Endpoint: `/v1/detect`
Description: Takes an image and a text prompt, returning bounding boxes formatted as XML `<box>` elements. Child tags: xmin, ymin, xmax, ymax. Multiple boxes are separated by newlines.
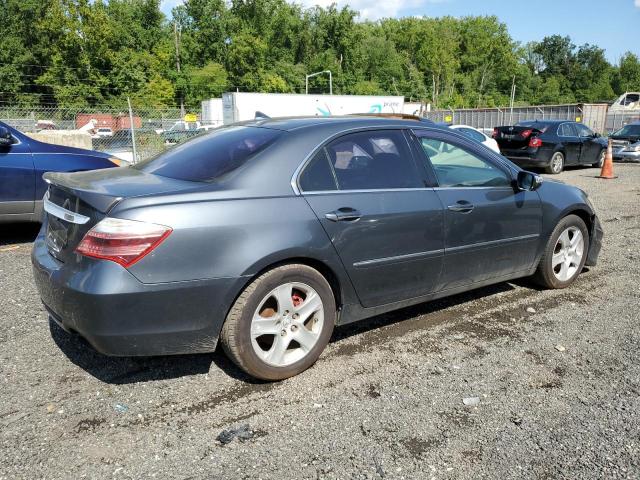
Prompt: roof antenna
<box><xmin>254</xmin><ymin>111</ymin><xmax>270</xmax><ymax>120</ymax></box>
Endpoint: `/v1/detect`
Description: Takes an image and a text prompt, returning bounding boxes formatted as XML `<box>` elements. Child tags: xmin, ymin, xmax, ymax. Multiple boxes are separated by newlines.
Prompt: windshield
<box><xmin>134</xmin><ymin>126</ymin><xmax>283</xmax><ymax>182</ymax></box>
<box><xmin>613</xmin><ymin>124</ymin><xmax>640</xmax><ymax>137</ymax></box>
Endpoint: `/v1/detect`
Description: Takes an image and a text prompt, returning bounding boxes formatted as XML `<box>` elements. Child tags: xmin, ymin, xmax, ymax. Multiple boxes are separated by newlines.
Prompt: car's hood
<box><xmin>610</xmin><ymin>134</ymin><xmax>640</xmax><ymax>142</ymax></box>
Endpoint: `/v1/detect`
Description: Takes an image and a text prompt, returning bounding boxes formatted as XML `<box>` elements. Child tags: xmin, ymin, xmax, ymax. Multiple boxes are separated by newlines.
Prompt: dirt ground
<box><xmin>1</xmin><ymin>164</ymin><xmax>639</xmax><ymax>480</ymax></box>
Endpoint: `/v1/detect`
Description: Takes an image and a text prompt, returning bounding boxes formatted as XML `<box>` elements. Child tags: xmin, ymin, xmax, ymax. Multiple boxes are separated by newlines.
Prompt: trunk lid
<box><xmin>43</xmin><ymin>168</ymin><xmax>202</xmax><ymax>263</ymax></box>
<box><xmin>494</xmin><ymin>126</ymin><xmax>543</xmax><ymax>150</ymax></box>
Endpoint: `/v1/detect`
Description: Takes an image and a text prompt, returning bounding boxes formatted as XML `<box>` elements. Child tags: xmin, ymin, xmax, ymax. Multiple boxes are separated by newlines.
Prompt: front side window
<box><xmin>575</xmin><ymin>123</ymin><xmax>594</xmax><ymax>138</ymax></box>
<box><xmin>323</xmin><ymin>130</ymin><xmax>422</xmax><ymax>190</ymax></box>
<box><xmin>417</xmin><ymin>137</ymin><xmax>511</xmax><ymax>188</ymax></box>
<box><xmin>134</xmin><ymin>126</ymin><xmax>282</xmax><ymax>182</ymax></box>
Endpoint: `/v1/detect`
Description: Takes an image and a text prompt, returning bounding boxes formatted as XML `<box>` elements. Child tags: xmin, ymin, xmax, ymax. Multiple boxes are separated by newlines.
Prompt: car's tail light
<box><xmin>492</xmin><ymin>128</ymin><xmax>499</xmax><ymax>139</ymax></box>
<box><xmin>529</xmin><ymin>137</ymin><xmax>543</xmax><ymax>148</ymax></box>
<box><xmin>76</xmin><ymin>217</ymin><xmax>172</xmax><ymax>267</ymax></box>
<box><xmin>520</xmin><ymin>129</ymin><xmax>533</xmax><ymax>138</ymax></box>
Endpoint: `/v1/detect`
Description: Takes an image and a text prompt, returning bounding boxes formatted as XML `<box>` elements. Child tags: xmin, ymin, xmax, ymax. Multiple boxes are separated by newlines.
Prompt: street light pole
<box><xmin>305</xmin><ymin>70</ymin><xmax>332</xmax><ymax>95</ymax></box>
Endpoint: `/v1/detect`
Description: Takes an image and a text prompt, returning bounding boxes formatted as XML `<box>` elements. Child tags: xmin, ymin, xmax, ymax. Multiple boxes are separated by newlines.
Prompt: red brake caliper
<box><xmin>291</xmin><ymin>293</ymin><xmax>304</xmax><ymax>307</ymax></box>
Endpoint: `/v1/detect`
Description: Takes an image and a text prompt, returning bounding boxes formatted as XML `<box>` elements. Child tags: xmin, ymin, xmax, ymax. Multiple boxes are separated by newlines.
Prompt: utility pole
<box><xmin>509</xmin><ymin>75</ymin><xmax>516</xmax><ymax>124</ymax></box>
<box><xmin>174</xmin><ymin>21</ymin><xmax>184</xmax><ymax>118</ymax></box>
<box><xmin>305</xmin><ymin>70</ymin><xmax>332</xmax><ymax>95</ymax></box>
<box><xmin>127</xmin><ymin>96</ymin><xmax>138</xmax><ymax>164</ymax></box>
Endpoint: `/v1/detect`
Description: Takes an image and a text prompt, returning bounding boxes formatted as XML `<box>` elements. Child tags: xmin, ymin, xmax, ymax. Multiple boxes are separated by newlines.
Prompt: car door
<box><xmin>557</xmin><ymin>123</ymin><xmax>581</xmax><ymax>165</ymax></box>
<box><xmin>0</xmin><ymin>133</ymin><xmax>35</xmax><ymax>215</ymax></box>
<box><xmin>298</xmin><ymin>129</ymin><xmax>445</xmax><ymax>308</ymax></box>
<box><xmin>574</xmin><ymin>123</ymin><xmax>600</xmax><ymax>164</ymax></box>
<box><xmin>411</xmin><ymin>129</ymin><xmax>542</xmax><ymax>290</ymax></box>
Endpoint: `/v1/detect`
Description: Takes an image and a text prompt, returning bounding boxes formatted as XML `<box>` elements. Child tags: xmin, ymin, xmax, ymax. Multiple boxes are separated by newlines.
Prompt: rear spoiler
<box><xmin>43</xmin><ymin>171</ymin><xmax>122</xmax><ymax>213</ymax></box>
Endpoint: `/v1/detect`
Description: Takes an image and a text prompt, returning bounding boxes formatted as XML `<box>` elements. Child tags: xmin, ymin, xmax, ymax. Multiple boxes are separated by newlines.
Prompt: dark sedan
<box><xmin>32</xmin><ymin>117</ymin><xmax>603</xmax><ymax>380</ymax></box>
<box><xmin>493</xmin><ymin>120</ymin><xmax>608</xmax><ymax>174</ymax></box>
<box><xmin>0</xmin><ymin>121</ymin><xmax>123</xmax><ymax>223</ymax></box>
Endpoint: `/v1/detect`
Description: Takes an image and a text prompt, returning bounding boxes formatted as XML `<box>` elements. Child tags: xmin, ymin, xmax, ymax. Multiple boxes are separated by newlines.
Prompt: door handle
<box><xmin>447</xmin><ymin>202</ymin><xmax>474</xmax><ymax>213</ymax></box>
<box><xmin>325</xmin><ymin>208</ymin><xmax>362</xmax><ymax>222</ymax></box>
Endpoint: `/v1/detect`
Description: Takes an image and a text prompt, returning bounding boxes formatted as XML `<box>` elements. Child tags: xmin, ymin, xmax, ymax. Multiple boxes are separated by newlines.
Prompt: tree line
<box><xmin>1</xmin><ymin>0</ymin><xmax>639</xmax><ymax>110</ymax></box>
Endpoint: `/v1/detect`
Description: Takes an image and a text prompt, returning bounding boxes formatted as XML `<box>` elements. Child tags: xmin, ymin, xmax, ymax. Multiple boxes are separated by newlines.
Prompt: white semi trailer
<box><xmin>221</xmin><ymin>92</ymin><xmax>405</xmax><ymax>125</ymax></box>
<box><xmin>200</xmin><ymin>98</ymin><xmax>224</xmax><ymax>127</ymax></box>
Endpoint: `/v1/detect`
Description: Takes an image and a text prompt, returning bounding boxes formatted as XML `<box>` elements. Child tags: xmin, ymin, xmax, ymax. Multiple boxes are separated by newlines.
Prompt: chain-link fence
<box><xmin>3</xmin><ymin>102</ymin><xmax>639</xmax><ymax>162</ymax></box>
<box><xmin>0</xmin><ymin>103</ymin><xmax>223</xmax><ymax>164</ymax></box>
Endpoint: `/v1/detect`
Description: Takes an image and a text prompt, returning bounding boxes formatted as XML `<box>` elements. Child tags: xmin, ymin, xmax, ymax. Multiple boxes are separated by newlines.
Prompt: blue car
<box><xmin>0</xmin><ymin>121</ymin><xmax>123</xmax><ymax>223</ymax></box>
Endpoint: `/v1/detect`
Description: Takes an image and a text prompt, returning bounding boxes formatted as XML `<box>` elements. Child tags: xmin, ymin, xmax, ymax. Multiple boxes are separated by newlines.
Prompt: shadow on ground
<box><xmin>0</xmin><ymin>223</ymin><xmax>40</xmax><ymax>246</ymax></box>
<box><xmin>51</xmin><ymin>279</ymin><xmax>534</xmax><ymax>385</ymax></box>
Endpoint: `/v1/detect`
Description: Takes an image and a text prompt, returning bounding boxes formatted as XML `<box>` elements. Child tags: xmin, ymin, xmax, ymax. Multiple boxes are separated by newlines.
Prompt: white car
<box><xmin>94</xmin><ymin>127</ymin><xmax>114</xmax><ymax>138</ymax></box>
<box><xmin>449</xmin><ymin>124</ymin><xmax>500</xmax><ymax>153</ymax></box>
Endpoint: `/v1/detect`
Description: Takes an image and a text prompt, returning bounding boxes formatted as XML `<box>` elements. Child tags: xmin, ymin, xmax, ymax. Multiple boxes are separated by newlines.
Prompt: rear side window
<box><xmin>299</xmin><ymin>150</ymin><xmax>337</xmax><ymax>191</ymax></box>
<box><xmin>323</xmin><ymin>130</ymin><xmax>422</xmax><ymax>190</ymax></box>
<box><xmin>558</xmin><ymin>123</ymin><xmax>576</xmax><ymax>137</ymax></box>
<box><xmin>134</xmin><ymin>126</ymin><xmax>282</xmax><ymax>182</ymax></box>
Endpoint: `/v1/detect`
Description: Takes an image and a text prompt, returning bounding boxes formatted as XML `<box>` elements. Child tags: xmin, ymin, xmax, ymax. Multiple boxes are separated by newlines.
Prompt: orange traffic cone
<box><xmin>597</xmin><ymin>138</ymin><xmax>617</xmax><ymax>179</ymax></box>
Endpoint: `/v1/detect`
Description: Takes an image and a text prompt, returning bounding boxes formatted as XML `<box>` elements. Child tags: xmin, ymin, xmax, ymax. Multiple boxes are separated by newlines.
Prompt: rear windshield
<box><xmin>613</xmin><ymin>124</ymin><xmax>640</xmax><ymax>137</ymax></box>
<box><xmin>134</xmin><ymin>126</ymin><xmax>282</xmax><ymax>182</ymax></box>
<box><xmin>516</xmin><ymin>121</ymin><xmax>550</xmax><ymax>133</ymax></box>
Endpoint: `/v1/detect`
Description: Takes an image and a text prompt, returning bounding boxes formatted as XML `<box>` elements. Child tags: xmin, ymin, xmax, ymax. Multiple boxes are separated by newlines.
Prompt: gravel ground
<box><xmin>1</xmin><ymin>164</ymin><xmax>639</xmax><ymax>480</ymax></box>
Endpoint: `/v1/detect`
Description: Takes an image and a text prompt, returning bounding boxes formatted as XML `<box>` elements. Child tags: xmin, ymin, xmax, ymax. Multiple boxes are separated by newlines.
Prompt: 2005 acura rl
<box><xmin>32</xmin><ymin>117</ymin><xmax>603</xmax><ymax>380</ymax></box>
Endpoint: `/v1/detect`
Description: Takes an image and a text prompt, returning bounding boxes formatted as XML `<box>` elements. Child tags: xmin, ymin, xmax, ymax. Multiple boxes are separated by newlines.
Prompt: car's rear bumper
<box><xmin>31</xmin><ymin>230</ymin><xmax>246</xmax><ymax>356</ymax></box>
<box><xmin>501</xmin><ymin>149</ymin><xmax>550</xmax><ymax>168</ymax></box>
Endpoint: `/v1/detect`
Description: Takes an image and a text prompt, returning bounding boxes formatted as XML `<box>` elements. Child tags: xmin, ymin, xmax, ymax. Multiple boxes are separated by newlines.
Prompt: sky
<box><xmin>160</xmin><ymin>0</ymin><xmax>640</xmax><ymax>63</ymax></box>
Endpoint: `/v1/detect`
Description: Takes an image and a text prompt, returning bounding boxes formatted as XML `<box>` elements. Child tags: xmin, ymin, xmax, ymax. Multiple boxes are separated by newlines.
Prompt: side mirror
<box><xmin>0</xmin><ymin>126</ymin><xmax>13</xmax><ymax>147</ymax></box>
<box><xmin>516</xmin><ymin>170</ymin><xmax>543</xmax><ymax>191</ymax></box>
<box><xmin>592</xmin><ymin>132</ymin><xmax>601</xmax><ymax>138</ymax></box>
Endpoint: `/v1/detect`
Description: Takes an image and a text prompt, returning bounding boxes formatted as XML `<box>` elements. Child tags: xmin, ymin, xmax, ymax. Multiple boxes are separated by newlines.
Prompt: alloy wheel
<box><xmin>250</xmin><ymin>282</ymin><xmax>325</xmax><ymax>367</ymax></box>
<box><xmin>551</xmin><ymin>226</ymin><xmax>584</xmax><ymax>281</ymax></box>
<box><xmin>551</xmin><ymin>153</ymin><xmax>564</xmax><ymax>174</ymax></box>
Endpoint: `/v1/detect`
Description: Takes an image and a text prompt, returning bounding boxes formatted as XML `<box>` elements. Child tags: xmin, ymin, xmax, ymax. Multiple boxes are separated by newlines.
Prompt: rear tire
<box><xmin>220</xmin><ymin>264</ymin><xmax>335</xmax><ymax>381</ymax></box>
<box><xmin>545</xmin><ymin>152</ymin><xmax>564</xmax><ymax>174</ymax></box>
<box><xmin>532</xmin><ymin>214</ymin><xmax>589</xmax><ymax>289</ymax></box>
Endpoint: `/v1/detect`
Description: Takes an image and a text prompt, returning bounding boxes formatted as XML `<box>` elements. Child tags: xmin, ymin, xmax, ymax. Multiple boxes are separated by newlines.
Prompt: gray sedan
<box><xmin>32</xmin><ymin>117</ymin><xmax>603</xmax><ymax>380</ymax></box>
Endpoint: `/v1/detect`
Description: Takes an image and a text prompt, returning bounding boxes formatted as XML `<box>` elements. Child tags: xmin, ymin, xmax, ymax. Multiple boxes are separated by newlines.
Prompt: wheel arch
<box><xmin>565</xmin><ymin>208</ymin><xmax>594</xmax><ymax>241</ymax></box>
<box><xmin>234</xmin><ymin>255</ymin><xmax>350</xmax><ymax>322</ymax></box>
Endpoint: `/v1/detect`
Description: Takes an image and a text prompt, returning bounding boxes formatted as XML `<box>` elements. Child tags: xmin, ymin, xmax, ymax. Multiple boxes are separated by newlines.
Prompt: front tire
<box><xmin>592</xmin><ymin>149</ymin><xmax>605</xmax><ymax>168</ymax></box>
<box><xmin>546</xmin><ymin>152</ymin><xmax>565</xmax><ymax>174</ymax></box>
<box><xmin>220</xmin><ymin>264</ymin><xmax>335</xmax><ymax>381</ymax></box>
<box><xmin>532</xmin><ymin>215</ymin><xmax>589</xmax><ymax>289</ymax></box>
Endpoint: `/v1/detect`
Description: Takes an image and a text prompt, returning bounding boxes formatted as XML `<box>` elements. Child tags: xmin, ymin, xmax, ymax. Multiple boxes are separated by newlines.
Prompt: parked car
<box><xmin>36</xmin><ymin>120</ymin><xmax>57</xmax><ymax>131</ymax></box>
<box><xmin>610</xmin><ymin>121</ymin><xmax>640</xmax><ymax>162</ymax></box>
<box><xmin>493</xmin><ymin>120</ymin><xmax>608</xmax><ymax>174</ymax></box>
<box><xmin>32</xmin><ymin>117</ymin><xmax>603</xmax><ymax>380</ymax></box>
<box><xmin>449</xmin><ymin>124</ymin><xmax>500</xmax><ymax>152</ymax></box>
<box><xmin>160</xmin><ymin>121</ymin><xmax>215</xmax><ymax>145</ymax></box>
<box><xmin>0</xmin><ymin>121</ymin><xmax>124</xmax><ymax>223</ymax></box>
<box><xmin>94</xmin><ymin>127</ymin><xmax>114</xmax><ymax>138</ymax></box>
